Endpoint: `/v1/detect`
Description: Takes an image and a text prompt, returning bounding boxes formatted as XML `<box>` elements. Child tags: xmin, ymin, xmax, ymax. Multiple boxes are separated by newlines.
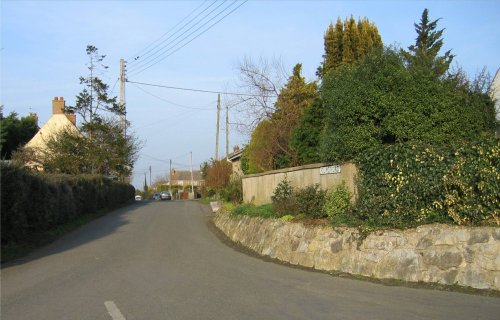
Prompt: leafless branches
<box><xmin>226</xmin><ymin>56</ymin><xmax>289</xmax><ymax>135</ymax></box>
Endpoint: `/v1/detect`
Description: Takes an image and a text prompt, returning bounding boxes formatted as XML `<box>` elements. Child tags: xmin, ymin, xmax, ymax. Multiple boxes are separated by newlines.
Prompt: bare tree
<box><xmin>227</xmin><ymin>56</ymin><xmax>289</xmax><ymax>135</ymax></box>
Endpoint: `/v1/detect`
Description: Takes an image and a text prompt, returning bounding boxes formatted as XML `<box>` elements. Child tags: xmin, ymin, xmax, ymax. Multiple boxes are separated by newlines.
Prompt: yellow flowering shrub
<box><xmin>355</xmin><ymin>137</ymin><xmax>499</xmax><ymax>228</ymax></box>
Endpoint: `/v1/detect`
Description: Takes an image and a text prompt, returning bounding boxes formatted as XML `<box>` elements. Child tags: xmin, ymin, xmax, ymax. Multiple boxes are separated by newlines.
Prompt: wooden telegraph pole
<box><xmin>215</xmin><ymin>94</ymin><xmax>220</xmax><ymax>160</ymax></box>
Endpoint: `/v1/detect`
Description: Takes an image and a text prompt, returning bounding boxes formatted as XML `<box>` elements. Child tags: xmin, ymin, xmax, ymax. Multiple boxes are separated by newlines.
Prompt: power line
<box><xmin>128</xmin><ymin>0</ymin><xmax>224</xmax><ymax>72</ymax></box>
<box><xmin>129</xmin><ymin>81</ymin><xmax>214</xmax><ymax>110</ymax></box>
<box><xmin>128</xmin><ymin>0</ymin><xmax>235</xmax><ymax>76</ymax></box>
<box><xmin>128</xmin><ymin>0</ymin><xmax>247</xmax><ymax>77</ymax></box>
<box><xmin>127</xmin><ymin>80</ymin><xmax>275</xmax><ymax>98</ymax></box>
<box><xmin>127</xmin><ymin>0</ymin><xmax>212</xmax><ymax>64</ymax></box>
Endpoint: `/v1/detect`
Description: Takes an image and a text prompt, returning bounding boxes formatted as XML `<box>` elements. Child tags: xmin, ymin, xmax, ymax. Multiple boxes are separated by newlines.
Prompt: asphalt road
<box><xmin>2</xmin><ymin>201</ymin><xmax>499</xmax><ymax>320</ymax></box>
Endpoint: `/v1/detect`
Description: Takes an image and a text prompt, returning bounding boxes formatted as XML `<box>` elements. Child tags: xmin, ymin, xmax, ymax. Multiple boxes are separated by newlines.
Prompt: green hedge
<box><xmin>1</xmin><ymin>164</ymin><xmax>135</xmax><ymax>244</ymax></box>
<box><xmin>355</xmin><ymin>137</ymin><xmax>499</xmax><ymax>228</ymax></box>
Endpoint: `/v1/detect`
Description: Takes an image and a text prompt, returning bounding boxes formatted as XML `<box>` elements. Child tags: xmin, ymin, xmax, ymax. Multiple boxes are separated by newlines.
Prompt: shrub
<box><xmin>355</xmin><ymin>137</ymin><xmax>499</xmax><ymax>228</ymax></box>
<box><xmin>320</xmin><ymin>47</ymin><xmax>497</xmax><ymax>163</ymax></box>
<box><xmin>442</xmin><ymin>138</ymin><xmax>500</xmax><ymax>225</ymax></box>
<box><xmin>280</xmin><ymin>214</ymin><xmax>296</xmax><ymax>222</ymax></box>
<box><xmin>1</xmin><ymin>164</ymin><xmax>135</xmax><ymax>245</ymax></box>
<box><xmin>324</xmin><ymin>181</ymin><xmax>352</xmax><ymax>219</ymax></box>
<box><xmin>220</xmin><ymin>175</ymin><xmax>243</xmax><ymax>204</ymax></box>
<box><xmin>271</xmin><ymin>177</ymin><xmax>297</xmax><ymax>216</ymax></box>
<box><xmin>296</xmin><ymin>184</ymin><xmax>327</xmax><ymax>217</ymax></box>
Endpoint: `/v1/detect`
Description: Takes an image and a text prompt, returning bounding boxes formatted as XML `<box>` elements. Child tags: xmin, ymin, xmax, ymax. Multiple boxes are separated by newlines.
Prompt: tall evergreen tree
<box><xmin>401</xmin><ymin>8</ymin><xmax>454</xmax><ymax>78</ymax></box>
<box><xmin>290</xmin><ymin>98</ymin><xmax>325</xmax><ymax>164</ymax></box>
<box><xmin>319</xmin><ymin>16</ymin><xmax>381</xmax><ymax>77</ymax></box>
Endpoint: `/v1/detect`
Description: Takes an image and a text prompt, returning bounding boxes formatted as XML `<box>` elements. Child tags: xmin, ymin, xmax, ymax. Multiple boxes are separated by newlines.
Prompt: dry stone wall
<box><xmin>214</xmin><ymin>211</ymin><xmax>500</xmax><ymax>290</ymax></box>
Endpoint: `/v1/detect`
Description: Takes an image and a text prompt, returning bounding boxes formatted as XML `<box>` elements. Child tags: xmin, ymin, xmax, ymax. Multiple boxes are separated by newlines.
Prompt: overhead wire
<box><xmin>127</xmin><ymin>80</ymin><xmax>275</xmax><ymax>98</ymax></box>
<box><xmin>128</xmin><ymin>0</ymin><xmax>248</xmax><ymax>77</ymax></box>
<box><xmin>127</xmin><ymin>1</ymin><xmax>233</xmax><ymax>76</ymax></box>
<box><xmin>129</xmin><ymin>81</ymin><xmax>214</xmax><ymax>110</ymax></box>
<box><xmin>126</xmin><ymin>0</ymin><xmax>212</xmax><ymax>64</ymax></box>
<box><xmin>127</xmin><ymin>0</ymin><xmax>223</xmax><ymax>72</ymax></box>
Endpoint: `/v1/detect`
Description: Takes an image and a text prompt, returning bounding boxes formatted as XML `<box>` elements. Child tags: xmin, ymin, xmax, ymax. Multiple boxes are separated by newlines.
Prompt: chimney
<box><xmin>66</xmin><ymin>113</ymin><xmax>76</xmax><ymax>126</ymax></box>
<box><xmin>52</xmin><ymin>96</ymin><xmax>65</xmax><ymax>114</ymax></box>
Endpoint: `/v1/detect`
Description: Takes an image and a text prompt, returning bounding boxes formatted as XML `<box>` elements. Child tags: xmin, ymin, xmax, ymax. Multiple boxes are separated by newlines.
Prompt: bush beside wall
<box><xmin>355</xmin><ymin>137</ymin><xmax>499</xmax><ymax>228</ymax></box>
<box><xmin>1</xmin><ymin>164</ymin><xmax>135</xmax><ymax>245</ymax></box>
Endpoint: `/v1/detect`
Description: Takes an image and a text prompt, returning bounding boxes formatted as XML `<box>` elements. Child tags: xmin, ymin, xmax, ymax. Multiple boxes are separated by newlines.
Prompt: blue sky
<box><xmin>1</xmin><ymin>0</ymin><xmax>499</xmax><ymax>188</ymax></box>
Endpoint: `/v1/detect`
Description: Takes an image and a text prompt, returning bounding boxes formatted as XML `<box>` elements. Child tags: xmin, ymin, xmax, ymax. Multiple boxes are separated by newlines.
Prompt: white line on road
<box><xmin>104</xmin><ymin>301</ymin><xmax>126</xmax><ymax>320</ymax></box>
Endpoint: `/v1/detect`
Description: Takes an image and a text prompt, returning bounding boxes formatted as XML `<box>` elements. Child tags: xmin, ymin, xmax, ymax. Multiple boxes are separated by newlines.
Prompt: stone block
<box><xmin>422</xmin><ymin>249</ymin><xmax>463</xmax><ymax>270</ymax></box>
<box><xmin>330</xmin><ymin>239</ymin><xmax>343</xmax><ymax>253</ymax></box>
<box><xmin>468</xmin><ymin>230</ymin><xmax>491</xmax><ymax>245</ymax></box>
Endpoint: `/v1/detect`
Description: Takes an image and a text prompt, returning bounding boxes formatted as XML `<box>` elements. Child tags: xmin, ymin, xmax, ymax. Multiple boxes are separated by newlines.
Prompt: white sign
<box><xmin>320</xmin><ymin>165</ymin><xmax>341</xmax><ymax>175</ymax></box>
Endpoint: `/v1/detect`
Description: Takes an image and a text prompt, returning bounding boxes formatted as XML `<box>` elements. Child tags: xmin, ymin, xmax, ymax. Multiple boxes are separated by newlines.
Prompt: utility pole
<box><xmin>190</xmin><ymin>151</ymin><xmax>194</xmax><ymax>197</ymax></box>
<box><xmin>215</xmin><ymin>94</ymin><xmax>220</xmax><ymax>160</ymax></box>
<box><xmin>169</xmin><ymin>159</ymin><xmax>172</xmax><ymax>195</ymax></box>
<box><xmin>149</xmin><ymin>165</ymin><xmax>152</xmax><ymax>189</ymax></box>
<box><xmin>226</xmin><ymin>103</ymin><xmax>229</xmax><ymax>158</ymax></box>
<box><xmin>119</xmin><ymin>59</ymin><xmax>126</xmax><ymax>136</ymax></box>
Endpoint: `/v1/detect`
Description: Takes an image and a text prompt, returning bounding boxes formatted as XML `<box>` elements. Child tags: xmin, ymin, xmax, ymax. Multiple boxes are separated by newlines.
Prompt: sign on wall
<box><xmin>319</xmin><ymin>165</ymin><xmax>341</xmax><ymax>175</ymax></box>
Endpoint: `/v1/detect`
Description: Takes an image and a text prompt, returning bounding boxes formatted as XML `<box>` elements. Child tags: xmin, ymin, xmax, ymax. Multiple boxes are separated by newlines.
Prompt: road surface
<box><xmin>2</xmin><ymin>201</ymin><xmax>499</xmax><ymax>319</ymax></box>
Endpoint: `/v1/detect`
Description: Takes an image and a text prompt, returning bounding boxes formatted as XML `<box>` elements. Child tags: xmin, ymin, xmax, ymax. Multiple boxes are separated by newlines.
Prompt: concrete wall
<box><xmin>214</xmin><ymin>212</ymin><xmax>500</xmax><ymax>290</ymax></box>
<box><xmin>242</xmin><ymin>163</ymin><xmax>357</xmax><ymax>205</ymax></box>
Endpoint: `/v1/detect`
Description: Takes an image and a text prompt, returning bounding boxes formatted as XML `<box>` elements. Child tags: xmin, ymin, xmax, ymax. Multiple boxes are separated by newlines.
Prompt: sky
<box><xmin>1</xmin><ymin>0</ymin><xmax>499</xmax><ymax>189</ymax></box>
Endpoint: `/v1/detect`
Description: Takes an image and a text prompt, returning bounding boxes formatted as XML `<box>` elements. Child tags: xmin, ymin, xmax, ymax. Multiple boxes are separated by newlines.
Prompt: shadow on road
<box><xmin>1</xmin><ymin>201</ymin><xmax>153</xmax><ymax>269</ymax></box>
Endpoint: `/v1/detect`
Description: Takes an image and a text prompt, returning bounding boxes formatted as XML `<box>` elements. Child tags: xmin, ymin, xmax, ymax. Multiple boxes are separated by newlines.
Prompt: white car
<box><xmin>135</xmin><ymin>195</ymin><xmax>142</xmax><ymax>201</ymax></box>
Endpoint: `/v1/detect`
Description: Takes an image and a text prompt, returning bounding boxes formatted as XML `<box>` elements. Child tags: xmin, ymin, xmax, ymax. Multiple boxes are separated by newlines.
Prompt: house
<box><xmin>24</xmin><ymin>97</ymin><xmax>79</xmax><ymax>168</ymax></box>
<box><xmin>170</xmin><ymin>169</ymin><xmax>204</xmax><ymax>187</ymax></box>
<box><xmin>227</xmin><ymin>146</ymin><xmax>243</xmax><ymax>176</ymax></box>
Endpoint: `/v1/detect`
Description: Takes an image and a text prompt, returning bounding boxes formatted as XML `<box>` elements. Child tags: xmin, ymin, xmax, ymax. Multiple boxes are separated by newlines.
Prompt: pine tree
<box><xmin>401</xmin><ymin>8</ymin><xmax>454</xmax><ymax>77</ymax></box>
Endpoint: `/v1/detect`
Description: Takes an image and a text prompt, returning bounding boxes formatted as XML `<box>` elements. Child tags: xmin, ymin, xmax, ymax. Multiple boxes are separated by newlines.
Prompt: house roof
<box><xmin>25</xmin><ymin>114</ymin><xmax>80</xmax><ymax>150</ymax></box>
<box><xmin>172</xmin><ymin>170</ymin><xmax>203</xmax><ymax>181</ymax></box>
<box><xmin>227</xmin><ymin>149</ymin><xmax>243</xmax><ymax>162</ymax></box>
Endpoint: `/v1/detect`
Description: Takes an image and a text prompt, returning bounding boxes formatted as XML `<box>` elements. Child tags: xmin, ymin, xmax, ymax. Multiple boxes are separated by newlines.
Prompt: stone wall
<box><xmin>242</xmin><ymin>163</ymin><xmax>357</xmax><ymax>205</ymax></box>
<box><xmin>214</xmin><ymin>211</ymin><xmax>500</xmax><ymax>290</ymax></box>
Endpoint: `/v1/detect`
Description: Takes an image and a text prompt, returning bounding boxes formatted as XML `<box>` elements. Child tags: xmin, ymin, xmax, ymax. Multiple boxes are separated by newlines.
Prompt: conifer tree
<box><xmin>401</xmin><ymin>8</ymin><xmax>454</xmax><ymax>77</ymax></box>
<box><xmin>319</xmin><ymin>16</ymin><xmax>382</xmax><ymax>77</ymax></box>
<box><xmin>341</xmin><ymin>19</ymin><xmax>355</xmax><ymax>64</ymax></box>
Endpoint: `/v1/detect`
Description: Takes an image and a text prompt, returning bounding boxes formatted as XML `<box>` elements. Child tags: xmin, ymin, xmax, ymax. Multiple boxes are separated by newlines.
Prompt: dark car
<box><xmin>160</xmin><ymin>191</ymin><xmax>172</xmax><ymax>200</ymax></box>
<box><xmin>152</xmin><ymin>192</ymin><xmax>161</xmax><ymax>201</ymax></box>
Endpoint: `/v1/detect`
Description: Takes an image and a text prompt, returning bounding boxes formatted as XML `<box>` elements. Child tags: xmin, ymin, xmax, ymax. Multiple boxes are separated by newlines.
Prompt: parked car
<box><xmin>153</xmin><ymin>193</ymin><xmax>161</xmax><ymax>201</ymax></box>
<box><xmin>160</xmin><ymin>191</ymin><xmax>172</xmax><ymax>201</ymax></box>
<box><xmin>135</xmin><ymin>195</ymin><xmax>142</xmax><ymax>201</ymax></box>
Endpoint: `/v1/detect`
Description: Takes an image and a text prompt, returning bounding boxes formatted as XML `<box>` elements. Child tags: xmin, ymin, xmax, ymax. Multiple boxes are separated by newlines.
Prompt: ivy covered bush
<box><xmin>324</xmin><ymin>182</ymin><xmax>352</xmax><ymax>219</ymax></box>
<box><xmin>355</xmin><ymin>137</ymin><xmax>499</xmax><ymax>228</ymax></box>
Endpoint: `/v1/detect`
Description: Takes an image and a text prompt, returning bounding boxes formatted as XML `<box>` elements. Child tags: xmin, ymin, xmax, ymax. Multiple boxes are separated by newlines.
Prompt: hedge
<box><xmin>355</xmin><ymin>137</ymin><xmax>499</xmax><ymax>228</ymax></box>
<box><xmin>1</xmin><ymin>164</ymin><xmax>135</xmax><ymax>244</ymax></box>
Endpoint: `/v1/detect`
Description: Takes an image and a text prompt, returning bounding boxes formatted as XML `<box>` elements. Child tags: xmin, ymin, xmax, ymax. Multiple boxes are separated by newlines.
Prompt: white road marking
<box><xmin>104</xmin><ymin>301</ymin><xmax>126</xmax><ymax>320</ymax></box>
